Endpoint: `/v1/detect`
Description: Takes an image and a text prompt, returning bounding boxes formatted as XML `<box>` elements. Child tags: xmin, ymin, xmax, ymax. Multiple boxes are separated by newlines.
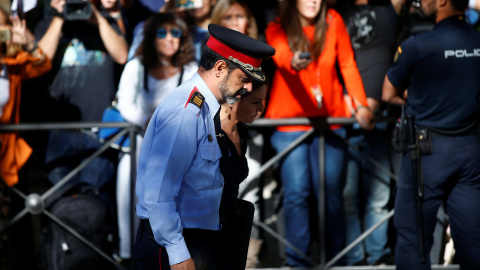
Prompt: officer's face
<box><xmin>421</xmin><ymin>0</ymin><xmax>437</xmax><ymax>17</ymax></box>
<box><xmin>234</xmin><ymin>84</ymin><xmax>267</xmax><ymax>123</ymax></box>
<box><xmin>219</xmin><ymin>68</ymin><xmax>253</xmax><ymax>104</ymax></box>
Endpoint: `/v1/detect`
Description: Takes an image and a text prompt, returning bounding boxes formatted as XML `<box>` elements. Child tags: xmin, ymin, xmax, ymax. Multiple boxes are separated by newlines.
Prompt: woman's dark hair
<box><xmin>277</xmin><ymin>0</ymin><xmax>328</xmax><ymax>59</ymax></box>
<box><xmin>135</xmin><ymin>12</ymin><xmax>196</xmax><ymax>69</ymax></box>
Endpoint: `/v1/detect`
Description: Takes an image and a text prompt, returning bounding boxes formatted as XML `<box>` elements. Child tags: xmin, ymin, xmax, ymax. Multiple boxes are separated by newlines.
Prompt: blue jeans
<box><xmin>271</xmin><ymin>128</ymin><xmax>346</xmax><ymax>267</ymax></box>
<box><xmin>343</xmin><ymin>123</ymin><xmax>392</xmax><ymax>265</ymax></box>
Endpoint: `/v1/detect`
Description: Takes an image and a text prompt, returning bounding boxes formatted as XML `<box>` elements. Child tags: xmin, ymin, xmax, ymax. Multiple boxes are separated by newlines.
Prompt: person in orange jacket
<box><xmin>264</xmin><ymin>0</ymin><xmax>374</xmax><ymax>266</ymax></box>
<box><xmin>0</xmin><ymin>8</ymin><xmax>51</xmax><ymax>187</ymax></box>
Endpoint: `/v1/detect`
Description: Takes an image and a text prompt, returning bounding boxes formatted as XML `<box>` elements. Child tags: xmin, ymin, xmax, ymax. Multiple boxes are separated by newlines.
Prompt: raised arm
<box><xmin>37</xmin><ymin>0</ymin><xmax>65</xmax><ymax>60</ymax></box>
<box><xmin>91</xmin><ymin>3</ymin><xmax>128</xmax><ymax>64</ymax></box>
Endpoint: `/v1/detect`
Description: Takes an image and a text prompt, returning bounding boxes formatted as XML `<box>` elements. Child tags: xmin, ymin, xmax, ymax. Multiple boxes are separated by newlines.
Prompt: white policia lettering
<box><xmin>444</xmin><ymin>48</ymin><xmax>480</xmax><ymax>59</ymax></box>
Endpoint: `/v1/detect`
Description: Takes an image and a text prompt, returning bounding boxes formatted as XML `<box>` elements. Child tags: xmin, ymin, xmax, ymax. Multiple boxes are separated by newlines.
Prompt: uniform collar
<box><xmin>436</xmin><ymin>14</ymin><xmax>466</xmax><ymax>27</ymax></box>
<box><xmin>191</xmin><ymin>72</ymin><xmax>220</xmax><ymax>120</ymax></box>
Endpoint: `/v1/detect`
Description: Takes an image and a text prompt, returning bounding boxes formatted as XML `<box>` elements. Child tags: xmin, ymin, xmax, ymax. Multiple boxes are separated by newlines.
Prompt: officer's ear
<box><xmin>438</xmin><ymin>0</ymin><xmax>448</xmax><ymax>8</ymax></box>
<box><xmin>213</xmin><ymin>60</ymin><xmax>228</xmax><ymax>78</ymax></box>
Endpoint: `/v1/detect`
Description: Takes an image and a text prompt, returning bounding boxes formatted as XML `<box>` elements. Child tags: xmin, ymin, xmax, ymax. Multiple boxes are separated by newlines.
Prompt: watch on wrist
<box><xmin>24</xmin><ymin>40</ymin><xmax>38</xmax><ymax>53</ymax></box>
<box><xmin>355</xmin><ymin>105</ymin><xmax>371</xmax><ymax>113</ymax></box>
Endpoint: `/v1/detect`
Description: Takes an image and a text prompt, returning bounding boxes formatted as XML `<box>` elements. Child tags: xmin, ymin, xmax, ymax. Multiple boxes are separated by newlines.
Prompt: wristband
<box><xmin>355</xmin><ymin>105</ymin><xmax>371</xmax><ymax>113</ymax></box>
<box><xmin>24</xmin><ymin>40</ymin><xmax>38</xmax><ymax>53</ymax></box>
<box><xmin>51</xmin><ymin>7</ymin><xmax>64</xmax><ymax>18</ymax></box>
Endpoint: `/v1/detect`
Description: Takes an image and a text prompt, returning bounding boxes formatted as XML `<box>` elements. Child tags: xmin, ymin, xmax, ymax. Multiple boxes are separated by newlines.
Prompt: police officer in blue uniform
<box><xmin>382</xmin><ymin>0</ymin><xmax>480</xmax><ymax>267</ymax></box>
<box><xmin>133</xmin><ymin>24</ymin><xmax>275</xmax><ymax>270</ymax></box>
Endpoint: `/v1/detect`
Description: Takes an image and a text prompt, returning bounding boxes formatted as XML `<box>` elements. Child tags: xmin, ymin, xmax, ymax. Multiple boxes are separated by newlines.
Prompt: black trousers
<box><xmin>133</xmin><ymin>219</ymin><xmax>234</xmax><ymax>270</ymax></box>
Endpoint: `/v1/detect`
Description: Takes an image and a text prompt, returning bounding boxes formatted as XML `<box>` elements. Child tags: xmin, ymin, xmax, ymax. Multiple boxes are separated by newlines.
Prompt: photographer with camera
<box><xmin>382</xmin><ymin>0</ymin><xmax>480</xmax><ymax>267</ymax></box>
<box><xmin>33</xmin><ymin>0</ymin><xmax>128</xmax><ymax>210</ymax></box>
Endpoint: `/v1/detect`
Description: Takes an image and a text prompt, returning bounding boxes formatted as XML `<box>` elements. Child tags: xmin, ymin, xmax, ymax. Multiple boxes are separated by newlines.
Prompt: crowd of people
<box><xmin>0</xmin><ymin>0</ymin><xmax>479</xmax><ymax>268</ymax></box>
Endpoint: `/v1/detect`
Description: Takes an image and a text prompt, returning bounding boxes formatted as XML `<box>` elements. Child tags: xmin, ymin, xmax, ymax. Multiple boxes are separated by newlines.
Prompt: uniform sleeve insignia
<box><xmin>184</xmin><ymin>87</ymin><xmax>205</xmax><ymax>109</ymax></box>
<box><xmin>393</xmin><ymin>45</ymin><xmax>402</xmax><ymax>62</ymax></box>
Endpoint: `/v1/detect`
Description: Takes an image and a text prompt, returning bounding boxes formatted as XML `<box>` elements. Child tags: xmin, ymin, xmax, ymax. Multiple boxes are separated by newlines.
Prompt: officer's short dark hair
<box><xmin>199</xmin><ymin>45</ymin><xmax>238</xmax><ymax>74</ymax></box>
<box><xmin>450</xmin><ymin>0</ymin><xmax>468</xmax><ymax>12</ymax></box>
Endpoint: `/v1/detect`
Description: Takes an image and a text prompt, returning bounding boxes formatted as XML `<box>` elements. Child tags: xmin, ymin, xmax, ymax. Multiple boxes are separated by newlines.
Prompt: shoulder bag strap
<box><xmin>177</xmin><ymin>67</ymin><xmax>184</xmax><ymax>87</ymax></box>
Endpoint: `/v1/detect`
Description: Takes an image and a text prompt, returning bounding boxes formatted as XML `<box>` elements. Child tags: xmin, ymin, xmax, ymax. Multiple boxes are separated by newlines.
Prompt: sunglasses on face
<box><xmin>156</xmin><ymin>28</ymin><xmax>183</xmax><ymax>39</ymax></box>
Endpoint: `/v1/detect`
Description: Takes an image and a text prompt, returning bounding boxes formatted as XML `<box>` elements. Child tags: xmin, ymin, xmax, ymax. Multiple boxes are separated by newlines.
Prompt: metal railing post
<box><xmin>129</xmin><ymin>125</ymin><xmax>138</xmax><ymax>270</ymax></box>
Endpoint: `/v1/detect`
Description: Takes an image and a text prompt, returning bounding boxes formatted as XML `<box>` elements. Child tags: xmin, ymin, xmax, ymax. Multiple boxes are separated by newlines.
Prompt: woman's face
<box><xmin>155</xmin><ymin>24</ymin><xmax>181</xmax><ymax>59</ymax></box>
<box><xmin>221</xmin><ymin>3</ymin><xmax>249</xmax><ymax>35</ymax></box>
<box><xmin>100</xmin><ymin>0</ymin><xmax>117</xmax><ymax>10</ymax></box>
<box><xmin>296</xmin><ymin>0</ymin><xmax>321</xmax><ymax>25</ymax></box>
<box><xmin>234</xmin><ymin>84</ymin><xmax>267</xmax><ymax>123</ymax></box>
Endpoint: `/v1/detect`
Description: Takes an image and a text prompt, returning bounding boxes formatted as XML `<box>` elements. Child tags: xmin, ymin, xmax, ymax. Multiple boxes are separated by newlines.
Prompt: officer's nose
<box><xmin>244</xmin><ymin>82</ymin><xmax>253</xmax><ymax>92</ymax></box>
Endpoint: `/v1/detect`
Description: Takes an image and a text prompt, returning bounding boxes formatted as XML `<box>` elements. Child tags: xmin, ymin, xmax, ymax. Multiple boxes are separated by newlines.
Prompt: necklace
<box><xmin>159</xmin><ymin>58</ymin><xmax>171</xmax><ymax>67</ymax></box>
<box><xmin>158</xmin><ymin>58</ymin><xmax>179</xmax><ymax>78</ymax></box>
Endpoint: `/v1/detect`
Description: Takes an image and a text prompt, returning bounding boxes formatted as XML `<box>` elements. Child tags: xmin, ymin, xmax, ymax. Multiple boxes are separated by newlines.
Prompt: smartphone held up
<box><xmin>0</xmin><ymin>27</ymin><xmax>11</xmax><ymax>43</ymax></box>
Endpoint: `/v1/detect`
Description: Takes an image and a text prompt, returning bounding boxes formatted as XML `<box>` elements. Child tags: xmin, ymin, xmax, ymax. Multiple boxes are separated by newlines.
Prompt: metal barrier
<box><xmin>0</xmin><ymin>117</ymin><xmax>447</xmax><ymax>269</ymax></box>
<box><xmin>0</xmin><ymin>122</ymin><xmax>140</xmax><ymax>270</ymax></box>
<box><xmin>247</xmin><ymin>117</ymin><xmax>397</xmax><ymax>269</ymax></box>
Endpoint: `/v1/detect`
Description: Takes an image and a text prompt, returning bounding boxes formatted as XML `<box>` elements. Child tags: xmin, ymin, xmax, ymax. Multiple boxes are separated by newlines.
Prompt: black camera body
<box><xmin>63</xmin><ymin>0</ymin><xmax>92</xmax><ymax>21</ymax></box>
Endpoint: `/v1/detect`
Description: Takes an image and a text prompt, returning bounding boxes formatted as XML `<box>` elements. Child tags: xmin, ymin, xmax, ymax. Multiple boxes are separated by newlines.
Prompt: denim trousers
<box><xmin>343</xmin><ymin>123</ymin><xmax>392</xmax><ymax>265</ymax></box>
<box><xmin>271</xmin><ymin>128</ymin><xmax>346</xmax><ymax>267</ymax></box>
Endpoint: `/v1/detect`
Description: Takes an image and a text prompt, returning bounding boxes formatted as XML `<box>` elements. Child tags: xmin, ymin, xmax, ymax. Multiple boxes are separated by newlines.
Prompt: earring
<box><xmin>225</xmin><ymin>108</ymin><xmax>230</xmax><ymax>114</ymax></box>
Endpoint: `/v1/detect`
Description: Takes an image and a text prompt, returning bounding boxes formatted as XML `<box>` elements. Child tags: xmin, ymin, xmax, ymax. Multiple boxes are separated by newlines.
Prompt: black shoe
<box><xmin>372</xmin><ymin>254</ymin><xmax>394</xmax><ymax>266</ymax></box>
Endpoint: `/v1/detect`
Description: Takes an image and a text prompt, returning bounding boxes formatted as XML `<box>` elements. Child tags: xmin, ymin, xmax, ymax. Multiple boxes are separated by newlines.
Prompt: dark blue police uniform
<box><xmin>387</xmin><ymin>15</ymin><xmax>480</xmax><ymax>269</ymax></box>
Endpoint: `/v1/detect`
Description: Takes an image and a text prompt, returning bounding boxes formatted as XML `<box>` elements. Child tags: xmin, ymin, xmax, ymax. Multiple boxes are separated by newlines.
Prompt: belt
<box><xmin>430</xmin><ymin>129</ymin><xmax>477</xmax><ymax>138</ymax></box>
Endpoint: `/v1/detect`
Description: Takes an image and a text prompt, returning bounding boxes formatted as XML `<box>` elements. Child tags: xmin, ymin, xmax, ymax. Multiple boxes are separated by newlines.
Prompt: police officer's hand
<box><xmin>291</xmin><ymin>51</ymin><xmax>312</xmax><ymax>71</ymax></box>
<box><xmin>171</xmin><ymin>258</ymin><xmax>196</xmax><ymax>270</ymax></box>
<box><xmin>355</xmin><ymin>106</ymin><xmax>375</xmax><ymax>130</ymax></box>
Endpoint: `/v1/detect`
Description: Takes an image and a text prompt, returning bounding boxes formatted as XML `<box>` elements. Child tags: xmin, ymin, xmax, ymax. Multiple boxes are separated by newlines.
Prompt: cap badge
<box><xmin>228</xmin><ymin>56</ymin><xmax>262</xmax><ymax>72</ymax></box>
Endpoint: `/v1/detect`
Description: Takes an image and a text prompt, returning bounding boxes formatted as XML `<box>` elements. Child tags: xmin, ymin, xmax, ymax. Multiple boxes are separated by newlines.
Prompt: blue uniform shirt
<box><xmin>135</xmin><ymin>72</ymin><xmax>223</xmax><ymax>265</ymax></box>
<box><xmin>387</xmin><ymin>15</ymin><xmax>480</xmax><ymax>129</ymax></box>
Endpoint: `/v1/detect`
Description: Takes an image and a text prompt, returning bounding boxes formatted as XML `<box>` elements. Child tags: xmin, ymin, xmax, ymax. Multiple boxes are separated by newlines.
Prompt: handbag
<box><xmin>234</xmin><ymin>199</ymin><xmax>255</xmax><ymax>270</ymax></box>
<box><xmin>98</xmin><ymin>101</ymin><xmax>131</xmax><ymax>152</ymax></box>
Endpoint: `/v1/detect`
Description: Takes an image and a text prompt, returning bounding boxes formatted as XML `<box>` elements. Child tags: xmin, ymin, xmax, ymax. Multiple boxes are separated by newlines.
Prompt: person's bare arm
<box><xmin>170</xmin><ymin>258</ymin><xmax>196</xmax><ymax>270</ymax></box>
<box><xmin>382</xmin><ymin>74</ymin><xmax>406</xmax><ymax>105</ymax></box>
<box><xmin>91</xmin><ymin>3</ymin><xmax>128</xmax><ymax>64</ymax></box>
<box><xmin>37</xmin><ymin>0</ymin><xmax>65</xmax><ymax>60</ymax></box>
